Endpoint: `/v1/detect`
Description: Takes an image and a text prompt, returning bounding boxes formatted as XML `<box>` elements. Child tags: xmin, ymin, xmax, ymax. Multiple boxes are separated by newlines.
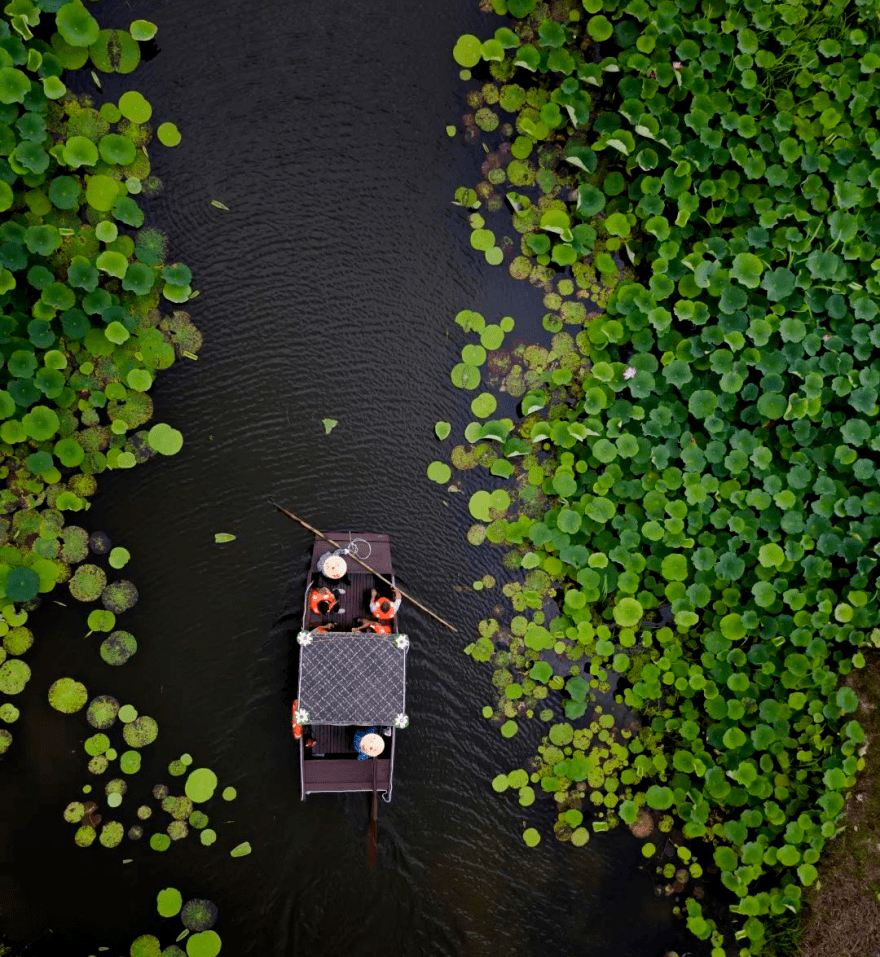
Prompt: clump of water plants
<box><xmin>0</xmin><ymin>1</ymin><xmax>201</xmax><ymax>756</ymax></box>
<box><xmin>445</xmin><ymin>0</ymin><xmax>880</xmax><ymax>951</ymax></box>
<box><xmin>125</xmin><ymin>888</ymin><xmax>222</xmax><ymax>957</ymax></box>
<box><xmin>60</xmin><ymin>706</ymin><xmax>248</xmax><ymax>858</ymax></box>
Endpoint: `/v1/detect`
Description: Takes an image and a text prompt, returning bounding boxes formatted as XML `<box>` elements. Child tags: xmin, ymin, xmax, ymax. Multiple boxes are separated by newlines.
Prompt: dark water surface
<box><xmin>0</xmin><ymin>1</ymin><xmax>699</xmax><ymax>954</ymax></box>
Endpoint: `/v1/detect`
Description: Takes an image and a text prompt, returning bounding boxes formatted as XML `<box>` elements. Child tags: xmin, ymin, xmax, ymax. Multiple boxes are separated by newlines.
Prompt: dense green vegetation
<box><xmin>0</xmin><ymin>0</ymin><xmax>197</xmax><ymax>760</ymax></box>
<box><xmin>0</xmin><ymin>3</ymin><xmax>251</xmax><ymax>950</ymax></box>
<box><xmin>440</xmin><ymin>0</ymin><xmax>880</xmax><ymax>952</ymax></box>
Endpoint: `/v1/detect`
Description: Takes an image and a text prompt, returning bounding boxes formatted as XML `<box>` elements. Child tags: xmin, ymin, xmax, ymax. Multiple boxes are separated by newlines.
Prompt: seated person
<box><xmin>353</xmin><ymin>618</ymin><xmax>392</xmax><ymax>635</ymax></box>
<box><xmin>317</xmin><ymin>550</ymin><xmax>350</xmax><ymax>587</ymax></box>
<box><xmin>308</xmin><ymin>585</ymin><xmax>338</xmax><ymax>615</ymax></box>
<box><xmin>353</xmin><ymin>728</ymin><xmax>385</xmax><ymax>760</ymax></box>
<box><xmin>369</xmin><ymin>586</ymin><xmax>402</xmax><ymax>622</ymax></box>
<box><xmin>312</xmin><ymin>623</ymin><xmax>338</xmax><ymax>634</ymax></box>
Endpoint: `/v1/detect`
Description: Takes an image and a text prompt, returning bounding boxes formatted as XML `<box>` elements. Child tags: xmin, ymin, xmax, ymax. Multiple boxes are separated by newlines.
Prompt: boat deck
<box><xmin>302</xmin><ymin>757</ymin><xmax>392</xmax><ymax>793</ymax></box>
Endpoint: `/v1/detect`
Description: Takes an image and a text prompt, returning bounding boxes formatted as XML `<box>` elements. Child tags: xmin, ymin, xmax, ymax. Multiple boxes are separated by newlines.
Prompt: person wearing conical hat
<box><xmin>353</xmin><ymin>727</ymin><xmax>385</xmax><ymax>760</ymax></box>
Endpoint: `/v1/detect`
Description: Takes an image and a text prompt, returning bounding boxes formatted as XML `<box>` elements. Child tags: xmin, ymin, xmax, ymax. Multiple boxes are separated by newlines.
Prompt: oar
<box><xmin>271</xmin><ymin>502</ymin><xmax>458</xmax><ymax>633</ymax></box>
<box><xmin>367</xmin><ymin>757</ymin><xmax>378</xmax><ymax>870</ymax></box>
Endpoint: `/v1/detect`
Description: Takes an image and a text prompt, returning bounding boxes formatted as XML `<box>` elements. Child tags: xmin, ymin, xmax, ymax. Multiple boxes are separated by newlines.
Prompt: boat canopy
<box><xmin>296</xmin><ymin>632</ymin><xmax>409</xmax><ymax>727</ymax></box>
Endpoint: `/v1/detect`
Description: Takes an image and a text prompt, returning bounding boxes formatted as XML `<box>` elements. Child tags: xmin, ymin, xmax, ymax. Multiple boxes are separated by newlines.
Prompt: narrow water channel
<box><xmin>0</xmin><ymin>1</ymin><xmax>700</xmax><ymax>953</ymax></box>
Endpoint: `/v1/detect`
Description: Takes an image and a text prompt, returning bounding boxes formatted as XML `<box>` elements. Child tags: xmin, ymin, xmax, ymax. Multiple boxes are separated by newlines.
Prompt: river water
<box><xmin>0</xmin><ymin>1</ymin><xmax>701</xmax><ymax>954</ymax></box>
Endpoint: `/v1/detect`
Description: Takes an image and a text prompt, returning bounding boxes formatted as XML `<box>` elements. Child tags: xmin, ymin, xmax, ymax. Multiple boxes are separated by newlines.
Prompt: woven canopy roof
<box><xmin>297</xmin><ymin>632</ymin><xmax>408</xmax><ymax>726</ymax></box>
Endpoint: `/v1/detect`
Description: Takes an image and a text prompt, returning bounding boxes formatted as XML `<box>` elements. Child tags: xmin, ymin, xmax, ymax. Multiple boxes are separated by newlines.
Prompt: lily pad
<box><xmin>186</xmin><ymin>932</ymin><xmax>222</xmax><ymax>957</ymax></box>
<box><xmin>122</xmin><ymin>715</ymin><xmax>158</xmax><ymax>748</ymax></box>
<box><xmin>48</xmin><ymin>677</ymin><xmax>87</xmax><ymax>713</ymax></box>
<box><xmin>185</xmin><ymin>767</ymin><xmax>218</xmax><ymax>803</ymax></box>
<box><xmin>100</xmin><ymin>631</ymin><xmax>137</xmax><ymax>666</ymax></box>
<box><xmin>427</xmin><ymin>461</ymin><xmax>451</xmax><ymax>484</ymax></box>
<box><xmin>181</xmin><ymin>899</ymin><xmax>219</xmax><ymax>932</ymax></box>
<box><xmin>157</xmin><ymin>123</ymin><xmax>181</xmax><ymax>147</ymax></box>
<box><xmin>0</xmin><ymin>660</ymin><xmax>30</xmax><ymax>695</ymax></box>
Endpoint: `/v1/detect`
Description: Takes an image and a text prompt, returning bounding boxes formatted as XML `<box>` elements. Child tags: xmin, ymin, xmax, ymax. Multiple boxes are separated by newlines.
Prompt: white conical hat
<box><xmin>359</xmin><ymin>733</ymin><xmax>385</xmax><ymax>757</ymax></box>
<box><xmin>320</xmin><ymin>554</ymin><xmax>347</xmax><ymax>579</ymax></box>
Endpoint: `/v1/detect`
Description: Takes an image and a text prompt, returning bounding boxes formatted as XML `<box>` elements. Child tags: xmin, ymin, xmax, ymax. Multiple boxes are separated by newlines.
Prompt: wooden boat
<box><xmin>294</xmin><ymin>532</ymin><xmax>408</xmax><ymax>804</ymax></box>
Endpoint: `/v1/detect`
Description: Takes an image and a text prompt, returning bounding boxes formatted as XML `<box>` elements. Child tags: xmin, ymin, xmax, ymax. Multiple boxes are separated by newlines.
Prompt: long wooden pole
<box><xmin>272</xmin><ymin>502</ymin><xmax>458</xmax><ymax>633</ymax></box>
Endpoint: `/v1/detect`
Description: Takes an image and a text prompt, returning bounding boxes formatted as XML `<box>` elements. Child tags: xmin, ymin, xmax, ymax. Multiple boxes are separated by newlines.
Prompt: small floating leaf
<box><xmin>222</xmin><ymin>786</ymin><xmax>237</xmax><ymax>801</ymax></box>
<box><xmin>434</xmin><ymin>421</ymin><xmax>451</xmax><ymax>440</ymax></box>
<box><xmin>523</xmin><ymin>827</ymin><xmax>541</xmax><ymax>847</ymax></box>
<box><xmin>210</xmin><ymin>200</ymin><xmax>229</xmax><ymax>210</ymax></box>
<box><xmin>48</xmin><ymin>677</ymin><xmax>88</xmax><ymax>713</ymax></box>
<box><xmin>230</xmin><ymin>841</ymin><xmax>252</xmax><ymax>858</ymax></box>
<box><xmin>214</xmin><ymin>533</ymin><xmax>236</xmax><ymax>544</ymax></box>
<box><xmin>130</xmin><ymin>19</ymin><xmax>157</xmax><ymax>41</ymax></box>
<box><xmin>108</xmin><ymin>547</ymin><xmax>131</xmax><ymax>569</ymax></box>
<box><xmin>322</xmin><ymin>418</ymin><xmax>338</xmax><ymax>435</ymax></box>
<box><xmin>185</xmin><ymin>767</ymin><xmax>218</xmax><ymax>803</ymax></box>
<box><xmin>427</xmin><ymin>461</ymin><xmax>451</xmax><ymax>484</ymax></box>
<box><xmin>157</xmin><ymin>122</ymin><xmax>181</xmax><ymax>147</ymax></box>
<box><xmin>157</xmin><ymin>887</ymin><xmax>183</xmax><ymax>918</ymax></box>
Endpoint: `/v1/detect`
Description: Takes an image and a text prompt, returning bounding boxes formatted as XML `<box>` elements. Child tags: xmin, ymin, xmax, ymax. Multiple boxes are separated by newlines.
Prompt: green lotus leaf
<box><xmin>118</xmin><ymin>89</ymin><xmax>152</xmax><ymax>123</ymax></box>
<box><xmin>162</xmin><ymin>281</ymin><xmax>191</xmax><ymax>303</ymax></box>
<box><xmin>148</xmin><ymin>422</ymin><xmax>184</xmax><ymax>455</ymax></box>
<box><xmin>48</xmin><ymin>676</ymin><xmax>87</xmax><ymax>713</ymax></box>
<box><xmin>89</xmin><ymin>29</ymin><xmax>140</xmax><ymax>74</ymax></box>
<box><xmin>184</xmin><ymin>767</ymin><xmax>218</xmax><ymax>803</ymax></box>
<box><xmin>100</xmin><ymin>630</ymin><xmax>137</xmax><ymax>666</ymax></box>
<box><xmin>41</xmin><ymin>281</ymin><xmax>75</xmax><ymax>311</ymax></box>
<box><xmin>180</xmin><ymin>899</ymin><xmax>219</xmax><ymax>932</ymax></box>
<box><xmin>101</xmin><ymin>580</ymin><xmax>138</xmax><ymax>614</ymax></box>
<box><xmin>0</xmin><ymin>658</ymin><xmax>29</xmax><ymax>695</ymax></box>
<box><xmin>471</xmin><ymin>392</ymin><xmax>497</xmax><ymax>418</ymax></box>
<box><xmin>25</xmin><ymin>225</ymin><xmax>61</xmax><ymax>256</ymax></box>
<box><xmin>162</xmin><ymin>263</ymin><xmax>193</xmax><ymax>285</ymax></box>
<box><xmin>156</xmin><ymin>886</ymin><xmax>183</xmax><ymax>919</ymax></box>
<box><xmin>523</xmin><ymin>827</ymin><xmax>540</xmax><ymax>847</ymax></box>
<box><xmin>157</xmin><ymin>122</ymin><xmax>181</xmax><ymax>147</ymax></box>
<box><xmin>108</xmin><ymin>547</ymin><xmax>131</xmax><ymax>569</ymax></box>
<box><xmin>95</xmin><ymin>220</ymin><xmax>118</xmax><ymax>243</ymax></box>
<box><xmin>56</xmin><ymin>0</ymin><xmax>100</xmax><ymax>46</ymax></box>
<box><xmin>604</xmin><ymin>212</ymin><xmax>631</xmax><ymax>238</ymax></box>
<box><xmin>86</xmin><ymin>695</ymin><xmax>119</xmax><ymax>729</ymax></box>
<box><xmin>113</xmin><ymin>195</ymin><xmax>144</xmax><ymax>227</ymax></box>
<box><xmin>69</xmin><ymin>563</ymin><xmax>106</xmax><ymax>602</ymax></box>
<box><xmin>105</xmin><ymin>321</ymin><xmax>130</xmax><ymax>344</ymax></box>
<box><xmin>661</xmin><ymin>553</ymin><xmax>688</xmax><ymax>581</ymax></box>
<box><xmin>0</xmin><ymin>181</ymin><xmax>12</xmax><ymax>212</ymax></box>
<box><xmin>96</xmin><ymin>250</ymin><xmax>128</xmax><ymax>279</ymax></box>
<box><xmin>587</xmin><ymin>14</ymin><xmax>613</xmax><ymax>40</ymax></box>
<box><xmin>150</xmin><ymin>833</ymin><xmax>170</xmax><ymax>852</ymax></box>
<box><xmin>4</xmin><ymin>567</ymin><xmax>39</xmax><ymax>602</ymax></box>
<box><xmin>130</xmin><ymin>935</ymin><xmax>161</xmax><ymax>957</ymax></box>
<box><xmin>130</xmin><ymin>19</ymin><xmax>157</xmax><ymax>40</ymax></box>
<box><xmin>613</xmin><ymin>597</ymin><xmax>643</xmax><ymax>627</ymax></box>
<box><xmin>53</xmin><ymin>436</ymin><xmax>85</xmax><ymax>468</ymax></box>
<box><xmin>98</xmin><ymin>133</ymin><xmax>136</xmax><ymax>166</ymax></box>
<box><xmin>426</xmin><ymin>461</ymin><xmax>451</xmax><ymax>484</ymax></box>
<box><xmin>63</xmin><ymin>135</ymin><xmax>99</xmax><ymax>168</ymax></box>
<box><xmin>22</xmin><ymin>405</ymin><xmax>59</xmax><ymax>440</ymax></box>
<box><xmin>123</xmin><ymin>715</ymin><xmax>158</xmax><ymax>748</ymax></box>
<box><xmin>122</xmin><ymin>262</ymin><xmax>155</xmax><ymax>295</ymax></box>
<box><xmin>452</xmin><ymin>34</ymin><xmax>481</xmax><ymax>67</ymax></box>
<box><xmin>0</xmin><ymin>69</ymin><xmax>29</xmax><ymax>105</ymax></box>
<box><xmin>13</xmin><ymin>141</ymin><xmax>49</xmax><ymax>175</ymax></box>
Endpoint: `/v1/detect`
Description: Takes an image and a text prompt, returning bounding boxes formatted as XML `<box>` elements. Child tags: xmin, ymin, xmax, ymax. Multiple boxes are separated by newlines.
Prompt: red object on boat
<box><xmin>292</xmin><ymin>698</ymin><xmax>303</xmax><ymax>740</ymax></box>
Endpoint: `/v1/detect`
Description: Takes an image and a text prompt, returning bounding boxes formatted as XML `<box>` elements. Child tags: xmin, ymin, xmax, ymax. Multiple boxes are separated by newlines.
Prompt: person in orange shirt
<box><xmin>369</xmin><ymin>587</ymin><xmax>401</xmax><ymax>622</ymax></box>
<box><xmin>353</xmin><ymin>618</ymin><xmax>392</xmax><ymax>634</ymax></box>
<box><xmin>308</xmin><ymin>586</ymin><xmax>337</xmax><ymax>615</ymax></box>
